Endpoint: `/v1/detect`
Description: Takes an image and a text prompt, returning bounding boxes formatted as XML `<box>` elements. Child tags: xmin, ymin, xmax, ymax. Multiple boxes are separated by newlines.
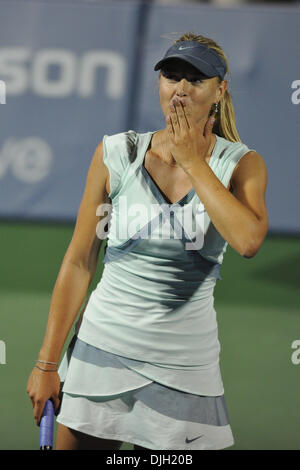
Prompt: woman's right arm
<box><xmin>26</xmin><ymin>141</ymin><xmax>110</xmax><ymax>425</ymax></box>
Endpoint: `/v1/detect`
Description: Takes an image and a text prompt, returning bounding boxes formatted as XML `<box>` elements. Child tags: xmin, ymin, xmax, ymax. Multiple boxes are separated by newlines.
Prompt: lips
<box><xmin>177</xmin><ymin>98</ymin><xmax>186</xmax><ymax>106</ymax></box>
<box><xmin>170</xmin><ymin>97</ymin><xmax>187</xmax><ymax>107</ymax></box>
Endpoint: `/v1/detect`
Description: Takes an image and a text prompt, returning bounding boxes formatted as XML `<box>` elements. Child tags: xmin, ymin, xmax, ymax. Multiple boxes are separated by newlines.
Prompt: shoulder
<box><xmin>231</xmin><ymin>150</ymin><xmax>268</xmax><ymax>190</ymax></box>
<box><xmin>215</xmin><ymin>135</ymin><xmax>248</xmax><ymax>153</ymax></box>
<box><xmin>216</xmin><ymin>135</ymin><xmax>266</xmax><ymax>176</ymax></box>
<box><xmin>214</xmin><ymin>136</ymin><xmax>267</xmax><ymax>191</ymax></box>
<box><xmin>214</xmin><ymin>135</ymin><xmax>251</xmax><ymax>166</ymax></box>
<box><xmin>102</xmin><ymin>130</ymin><xmax>140</xmax><ymax>166</ymax></box>
<box><xmin>103</xmin><ymin>129</ymin><xmax>139</xmax><ymax>149</ymax></box>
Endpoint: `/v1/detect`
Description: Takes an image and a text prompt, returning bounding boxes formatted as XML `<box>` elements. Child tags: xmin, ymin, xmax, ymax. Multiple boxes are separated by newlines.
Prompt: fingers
<box><xmin>33</xmin><ymin>395</ymin><xmax>60</xmax><ymax>426</ymax></box>
<box><xmin>27</xmin><ymin>367</ymin><xmax>61</xmax><ymax>426</ymax></box>
<box><xmin>176</xmin><ymin>99</ymin><xmax>190</xmax><ymax>129</ymax></box>
<box><xmin>169</xmin><ymin>100</ymin><xmax>179</xmax><ymax>133</ymax></box>
<box><xmin>166</xmin><ymin>114</ymin><xmax>174</xmax><ymax>136</ymax></box>
<box><xmin>34</xmin><ymin>399</ymin><xmax>45</xmax><ymax>426</ymax></box>
<box><xmin>203</xmin><ymin>115</ymin><xmax>215</xmax><ymax>138</ymax></box>
<box><xmin>170</xmin><ymin>98</ymin><xmax>189</xmax><ymax>132</ymax></box>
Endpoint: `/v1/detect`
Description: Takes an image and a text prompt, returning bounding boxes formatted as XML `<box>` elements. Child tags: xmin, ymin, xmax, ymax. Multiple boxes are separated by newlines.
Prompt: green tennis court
<box><xmin>0</xmin><ymin>221</ymin><xmax>299</xmax><ymax>450</ymax></box>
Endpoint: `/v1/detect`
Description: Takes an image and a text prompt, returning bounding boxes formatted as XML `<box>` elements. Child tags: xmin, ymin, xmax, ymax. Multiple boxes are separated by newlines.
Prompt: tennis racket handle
<box><xmin>40</xmin><ymin>400</ymin><xmax>54</xmax><ymax>450</ymax></box>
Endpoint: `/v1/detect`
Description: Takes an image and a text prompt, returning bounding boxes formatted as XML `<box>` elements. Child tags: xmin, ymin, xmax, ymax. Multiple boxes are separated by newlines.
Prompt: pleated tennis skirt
<box><xmin>56</xmin><ymin>335</ymin><xmax>234</xmax><ymax>450</ymax></box>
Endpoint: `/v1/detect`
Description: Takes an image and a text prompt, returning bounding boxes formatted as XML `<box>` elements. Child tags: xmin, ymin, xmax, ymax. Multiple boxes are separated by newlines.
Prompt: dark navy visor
<box><xmin>154</xmin><ymin>41</ymin><xmax>227</xmax><ymax>80</ymax></box>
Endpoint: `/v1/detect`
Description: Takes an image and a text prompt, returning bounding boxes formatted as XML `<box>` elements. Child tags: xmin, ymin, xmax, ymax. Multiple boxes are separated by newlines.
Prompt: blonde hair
<box><xmin>170</xmin><ymin>33</ymin><xmax>241</xmax><ymax>143</ymax></box>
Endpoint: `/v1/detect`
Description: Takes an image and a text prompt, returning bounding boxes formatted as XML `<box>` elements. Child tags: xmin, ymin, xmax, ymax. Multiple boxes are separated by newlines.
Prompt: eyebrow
<box><xmin>161</xmin><ymin>69</ymin><xmax>208</xmax><ymax>80</ymax></box>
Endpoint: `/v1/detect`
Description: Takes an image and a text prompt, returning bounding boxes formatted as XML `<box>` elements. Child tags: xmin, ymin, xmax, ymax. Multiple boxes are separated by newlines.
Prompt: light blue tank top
<box><xmin>77</xmin><ymin>130</ymin><xmax>254</xmax><ymax>395</ymax></box>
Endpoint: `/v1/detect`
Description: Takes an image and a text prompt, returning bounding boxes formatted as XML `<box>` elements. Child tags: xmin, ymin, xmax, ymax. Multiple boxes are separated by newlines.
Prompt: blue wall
<box><xmin>0</xmin><ymin>0</ymin><xmax>299</xmax><ymax>233</ymax></box>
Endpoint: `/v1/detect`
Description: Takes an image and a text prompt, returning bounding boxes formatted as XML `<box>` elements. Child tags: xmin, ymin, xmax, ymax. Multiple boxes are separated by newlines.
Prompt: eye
<box><xmin>161</xmin><ymin>70</ymin><xmax>180</xmax><ymax>81</ymax></box>
<box><xmin>189</xmin><ymin>78</ymin><xmax>203</xmax><ymax>85</ymax></box>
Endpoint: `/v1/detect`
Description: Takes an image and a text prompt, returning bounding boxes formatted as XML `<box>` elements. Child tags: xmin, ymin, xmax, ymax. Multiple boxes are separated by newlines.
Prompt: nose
<box><xmin>175</xmin><ymin>78</ymin><xmax>189</xmax><ymax>97</ymax></box>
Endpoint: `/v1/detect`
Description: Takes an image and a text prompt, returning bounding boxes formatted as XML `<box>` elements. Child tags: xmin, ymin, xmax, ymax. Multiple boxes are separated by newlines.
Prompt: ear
<box><xmin>215</xmin><ymin>79</ymin><xmax>228</xmax><ymax>102</ymax></box>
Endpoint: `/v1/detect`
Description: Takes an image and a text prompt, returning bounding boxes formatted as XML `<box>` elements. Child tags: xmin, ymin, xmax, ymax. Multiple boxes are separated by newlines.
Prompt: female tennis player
<box><xmin>26</xmin><ymin>33</ymin><xmax>268</xmax><ymax>450</ymax></box>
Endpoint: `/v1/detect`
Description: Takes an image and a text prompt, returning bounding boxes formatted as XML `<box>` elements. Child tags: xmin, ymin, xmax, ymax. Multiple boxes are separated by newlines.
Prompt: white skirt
<box><xmin>56</xmin><ymin>335</ymin><xmax>234</xmax><ymax>450</ymax></box>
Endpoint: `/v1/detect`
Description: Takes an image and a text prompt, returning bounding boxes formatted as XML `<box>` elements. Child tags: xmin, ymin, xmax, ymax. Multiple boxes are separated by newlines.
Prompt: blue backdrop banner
<box><xmin>0</xmin><ymin>1</ymin><xmax>299</xmax><ymax>234</ymax></box>
<box><xmin>0</xmin><ymin>0</ymin><xmax>141</xmax><ymax>221</ymax></box>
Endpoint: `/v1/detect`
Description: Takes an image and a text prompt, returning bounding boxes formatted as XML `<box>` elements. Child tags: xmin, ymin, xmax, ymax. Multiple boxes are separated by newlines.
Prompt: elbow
<box><xmin>240</xmin><ymin>232</ymin><xmax>262</xmax><ymax>258</ymax></box>
<box><xmin>242</xmin><ymin>237</ymin><xmax>264</xmax><ymax>259</ymax></box>
<box><xmin>242</xmin><ymin>217</ymin><xmax>269</xmax><ymax>259</ymax></box>
<box><xmin>242</xmin><ymin>249</ymin><xmax>257</xmax><ymax>259</ymax></box>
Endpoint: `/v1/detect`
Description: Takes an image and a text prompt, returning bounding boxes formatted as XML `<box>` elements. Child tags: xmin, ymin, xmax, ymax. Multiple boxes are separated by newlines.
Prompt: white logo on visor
<box><xmin>178</xmin><ymin>46</ymin><xmax>196</xmax><ymax>51</ymax></box>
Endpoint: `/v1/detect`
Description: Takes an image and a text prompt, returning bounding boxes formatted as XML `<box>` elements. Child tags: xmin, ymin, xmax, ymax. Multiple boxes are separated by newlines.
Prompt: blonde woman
<box><xmin>26</xmin><ymin>33</ymin><xmax>268</xmax><ymax>450</ymax></box>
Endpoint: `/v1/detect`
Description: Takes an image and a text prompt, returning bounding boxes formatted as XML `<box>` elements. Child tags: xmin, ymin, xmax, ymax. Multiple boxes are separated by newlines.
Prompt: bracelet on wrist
<box><xmin>35</xmin><ymin>365</ymin><xmax>58</xmax><ymax>372</ymax></box>
<box><xmin>37</xmin><ymin>359</ymin><xmax>59</xmax><ymax>366</ymax></box>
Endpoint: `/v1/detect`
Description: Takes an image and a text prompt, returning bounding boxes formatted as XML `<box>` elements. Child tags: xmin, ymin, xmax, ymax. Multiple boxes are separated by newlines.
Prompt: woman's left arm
<box><xmin>186</xmin><ymin>151</ymin><xmax>269</xmax><ymax>258</ymax></box>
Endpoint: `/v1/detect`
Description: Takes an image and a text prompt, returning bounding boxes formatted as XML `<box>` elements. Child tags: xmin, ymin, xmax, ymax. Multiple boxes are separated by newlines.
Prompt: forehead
<box><xmin>161</xmin><ymin>58</ymin><xmax>208</xmax><ymax>77</ymax></box>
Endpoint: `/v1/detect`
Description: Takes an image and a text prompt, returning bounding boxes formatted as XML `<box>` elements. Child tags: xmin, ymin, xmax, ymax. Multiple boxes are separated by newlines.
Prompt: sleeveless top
<box><xmin>77</xmin><ymin>130</ymin><xmax>254</xmax><ymax>395</ymax></box>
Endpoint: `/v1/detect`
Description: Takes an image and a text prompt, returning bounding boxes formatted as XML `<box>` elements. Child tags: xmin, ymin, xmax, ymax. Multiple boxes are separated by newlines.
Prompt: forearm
<box><xmin>38</xmin><ymin>259</ymin><xmax>94</xmax><ymax>363</ymax></box>
<box><xmin>186</xmin><ymin>161</ymin><xmax>260</xmax><ymax>257</ymax></box>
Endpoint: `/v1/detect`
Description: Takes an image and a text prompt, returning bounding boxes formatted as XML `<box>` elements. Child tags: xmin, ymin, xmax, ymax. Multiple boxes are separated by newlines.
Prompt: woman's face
<box><xmin>159</xmin><ymin>59</ymin><xmax>227</xmax><ymax>125</ymax></box>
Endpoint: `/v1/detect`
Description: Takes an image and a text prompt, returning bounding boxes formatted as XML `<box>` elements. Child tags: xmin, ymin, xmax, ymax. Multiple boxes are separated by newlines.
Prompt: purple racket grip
<box><xmin>39</xmin><ymin>400</ymin><xmax>54</xmax><ymax>450</ymax></box>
